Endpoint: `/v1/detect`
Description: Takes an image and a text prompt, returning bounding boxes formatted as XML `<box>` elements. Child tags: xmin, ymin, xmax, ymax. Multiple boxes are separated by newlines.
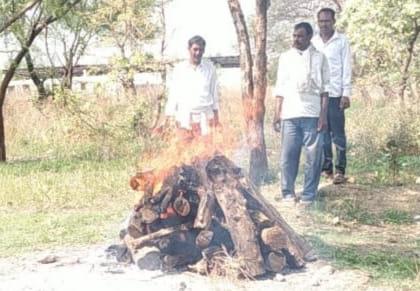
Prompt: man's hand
<box><xmin>340</xmin><ymin>96</ymin><xmax>350</xmax><ymax>110</ymax></box>
<box><xmin>152</xmin><ymin>116</ymin><xmax>173</xmax><ymax>136</ymax></box>
<box><xmin>210</xmin><ymin>110</ymin><xmax>221</xmax><ymax>128</ymax></box>
<box><xmin>317</xmin><ymin>114</ymin><xmax>327</xmax><ymax>132</ymax></box>
<box><xmin>152</xmin><ymin>125</ymin><xmax>164</xmax><ymax>136</ymax></box>
<box><xmin>273</xmin><ymin>118</ymin><xmax>282</xmax><ymax>133</ymax></box>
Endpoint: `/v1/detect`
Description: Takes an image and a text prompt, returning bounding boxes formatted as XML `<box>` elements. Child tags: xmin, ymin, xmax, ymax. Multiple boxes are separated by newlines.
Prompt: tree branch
<box><xmin>0</xmin><ymin>0</ymin><xmax>42</xmax><ymax>34</ymax></box>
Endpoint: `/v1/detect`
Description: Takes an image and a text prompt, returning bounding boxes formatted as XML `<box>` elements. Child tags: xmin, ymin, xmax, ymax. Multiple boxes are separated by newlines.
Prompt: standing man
<box><xmin>273</xmin><ymin>22</ymin><xmax>330</xmax><ymax>204</ymax></box>
<box><xmin>312</xmin><ymin>8</ymin><xmax>352</xmax><ymax>184</ymax></box>
<box><xmin>157</xmin><ymin>35</ymin><xmax>220</xmax><ymax>141</ymax></box>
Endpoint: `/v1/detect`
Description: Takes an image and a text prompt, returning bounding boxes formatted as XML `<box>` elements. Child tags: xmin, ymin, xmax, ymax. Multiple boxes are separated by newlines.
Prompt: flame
<box><xmin>131</xmin><ymin>124</ymin><xmax>239</xmax><ymax>201</ymax></box>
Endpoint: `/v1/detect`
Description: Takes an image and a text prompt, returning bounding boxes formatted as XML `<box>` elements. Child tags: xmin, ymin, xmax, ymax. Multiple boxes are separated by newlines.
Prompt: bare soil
<box><xmin>0</xmin><ymin>245</ymin><xmax>370</xmax><ymax>291</ymax></box>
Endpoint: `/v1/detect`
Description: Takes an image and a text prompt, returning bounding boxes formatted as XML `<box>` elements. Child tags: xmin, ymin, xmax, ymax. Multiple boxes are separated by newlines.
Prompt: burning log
<box><xmin>124</xmin><ymin>223</ymin><xmax>191</xmax><ymax>250</ymax></box>
<box><xmin>116</xmin><ymin>154</ymin><xmax>313</xmax><ymax>277</ymax></box>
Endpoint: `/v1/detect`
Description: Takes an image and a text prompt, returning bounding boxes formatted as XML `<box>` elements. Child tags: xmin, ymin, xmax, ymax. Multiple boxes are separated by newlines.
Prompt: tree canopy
<box><xmin>340</xmin><ymin>0</ymin><xmax>419</xmax><ymax>100</ymax></box>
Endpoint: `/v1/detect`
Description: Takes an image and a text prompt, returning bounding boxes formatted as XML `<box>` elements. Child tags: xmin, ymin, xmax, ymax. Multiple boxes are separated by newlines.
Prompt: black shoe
<box><xmin>321</xmin><ymin>170</ymin><xmax>334</xmax><ymax>179</ymax></box>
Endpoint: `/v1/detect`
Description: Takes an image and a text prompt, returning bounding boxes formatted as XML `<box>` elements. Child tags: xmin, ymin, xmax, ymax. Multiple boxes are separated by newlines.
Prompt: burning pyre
<box><xmin>109</xmin><ymin>130</ymin><xmax>313</xmax><ymax>278</ymax></box>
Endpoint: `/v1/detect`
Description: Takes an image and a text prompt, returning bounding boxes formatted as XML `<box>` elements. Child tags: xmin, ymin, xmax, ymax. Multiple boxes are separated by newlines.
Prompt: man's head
<box><xmin>317</xmin><ymin>8</ymin><xmax>336</xmax><ymax>36</ymax></box>
<box><xmin>293</xmin><ymin>22</ymin><xmax>313</xmax><ymax>51</ymax></box>
<box><xmin>188</xmin><ymin>35</ymin><xmax>206</xmax><ymax>65</ymax></box>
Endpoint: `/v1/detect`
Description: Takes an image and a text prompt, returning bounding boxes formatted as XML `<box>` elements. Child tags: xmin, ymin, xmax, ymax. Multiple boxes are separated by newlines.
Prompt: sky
<box><xmin>164</xmin><ymin>0</ymin><xmax>254</xmax><ymax>59</ymax></box>
<box><xmin>0</xmin><ymin>0</ymin><xmax>255</xmax><ymax>69</ymax></box>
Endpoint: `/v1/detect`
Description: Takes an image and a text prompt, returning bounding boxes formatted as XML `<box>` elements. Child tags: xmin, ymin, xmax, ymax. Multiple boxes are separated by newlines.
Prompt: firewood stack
<box><xmin>116</xmin><ymin>154</ymin><xmax>313</xmax><ymax>278</ymax></box>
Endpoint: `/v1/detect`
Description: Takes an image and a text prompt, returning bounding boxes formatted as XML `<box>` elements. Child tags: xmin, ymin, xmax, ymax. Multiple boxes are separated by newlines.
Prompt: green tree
<box><xmin>44</xmin><ymin>0</ymin><xmax>99</xmax><ymax>92</ymax></box>
<box><xmin>92</xmin><ymin>0</ymin><xmax>157</xmax><ymax>95</ymax></box>
<box><xmin>0</xmin><ymin>0</ymin><xmax>82</xmax><ymax>161</ymax></box>
<box><xmin>0</xmin><ymin>0</ymin><xmax>42</xmax><ymax>34</ymax></box>
<box><xmin>341</xmin><ymin>0</ymin><xmax>420</xmax><ymax>102</ymax></box>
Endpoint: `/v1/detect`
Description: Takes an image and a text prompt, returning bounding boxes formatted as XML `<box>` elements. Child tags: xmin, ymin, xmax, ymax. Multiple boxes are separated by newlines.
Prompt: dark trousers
<box><xmin>322</xmin><ymin>97</ymin><xmax>347</xmax><ymax>174</ymax></box>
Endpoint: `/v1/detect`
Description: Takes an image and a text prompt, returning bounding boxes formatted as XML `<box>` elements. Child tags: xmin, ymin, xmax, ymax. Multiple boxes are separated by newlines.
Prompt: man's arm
<box><xmin>318</xmin><ymin>92</ymin><xmax>328</xmax><ymax>131</ymax></box>
<box><xmin>340</xmin><ymin>36</ymin><xmax>352</xmax><ymax>110</ymax></box>
<box><xmin>210</xmin><ymin>65</ymin><xmax>220</xmax><ymax>126</ymax></box>
<box><xmin>273</xmin><ymin>96</ymin><xmax>283</xmax><ymax>132</ymax></box>
<box><xmin>318</xmin><ymin>53</ymin><xmax>330</xmax><ymax>131</ymax></box>
<box><xmin>273</xmin><ymin>54</ymin><xmax>286</xmax><ymax>132</ymax></box>
<box><xmin>153</xmin><ymin>67</ymin><xmax>179</xmax><ymax>133</ymax></box>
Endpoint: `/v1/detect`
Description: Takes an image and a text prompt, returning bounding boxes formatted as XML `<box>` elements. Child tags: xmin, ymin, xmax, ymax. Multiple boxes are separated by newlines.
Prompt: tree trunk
<box><xmin>332</xmin><ymin>0</ymin><xmax>343</xmax><ymax>13</ymax></box>
<box><xmin>151</xmin><ymin>0</ymin><xmax>168</xmax><ymax>129</ymax></box>
<box><xmin>0</xmin><ymin>18</ymin><xmax>57</xmax><ymax>162</ymax></box>
<box><xmin>227</xmin><ymin>0</ymin><xmax>268</xmax><ymax>186</ymax></box>
<box><xmin>0</xmin><ymin>109</ymin><xmax>5</xmax><ymax>161</ymax></box>
<box><xmin>249</xmin><ymin>0</ymin><xmax>269</xmax><ymax>186</ymax></box>
<box><xmin>0</xmin><ymin>29</ymin><xmax>40</xmax><ymax>162</ymax></box>
<box><xmin>398</xmin><ymin>21</ymin><xmax>419</xmax><ymax>103</ymax></box>
<box><xmin>62</xmin><ymin>65</ymin><xmax>74</xmax><ymax>90</ymax></box>
<box><xmin>25</xmin><ymin>51</ymin><xmax>48</xmax><ymax>99</ymax></box>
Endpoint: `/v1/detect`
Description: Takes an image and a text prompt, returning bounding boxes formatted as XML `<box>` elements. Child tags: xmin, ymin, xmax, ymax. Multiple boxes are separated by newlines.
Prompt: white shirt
<box><xmin>165</xmin><ymin>59</ymin><xmax>219</xmax><ymax>133</ymax></box>
<box><xmin>312</xmin><ymin>32</ymin><xmax>352</xmax><ymax>98</ymax></box>
<box><xmin>274</xmin><ymin>45</ymin><xmax>330</xmax><ymax>120</ymax></box>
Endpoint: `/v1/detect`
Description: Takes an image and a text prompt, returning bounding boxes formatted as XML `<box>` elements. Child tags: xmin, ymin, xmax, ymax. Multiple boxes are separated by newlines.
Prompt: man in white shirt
<box><xmin>312</xmin><ymin>8</ymin><xmax>352</xmax><ymax>184</ymax></box>
<box><xmin>157</xmin><ymin>35</ymin><xmax>219</xmax><ymax>141</ymax></box>
<box><xmin>273</xmin><ymin>22</ymin><xmax>330</xmax><ymax>204</ymax></box>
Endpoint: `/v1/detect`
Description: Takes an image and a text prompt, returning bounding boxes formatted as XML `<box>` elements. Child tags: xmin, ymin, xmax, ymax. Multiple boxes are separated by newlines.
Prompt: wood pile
<box><xmin>112</xmin><ymin>154</ymin><xmax>313</xmax><ymax>278</ymax></box>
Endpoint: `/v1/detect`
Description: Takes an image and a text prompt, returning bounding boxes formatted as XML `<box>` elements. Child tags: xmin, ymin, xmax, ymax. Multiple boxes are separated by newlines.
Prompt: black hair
<box><xmin>317</xmin><ymin>8</ymin><xmax>336</xmax><ymax>20</ymax></box>
<box><xmin>188</xmin><ymin>35</ymin><xmax>206</xmax><ymax>48</ymax></box>
<box><xmin>294</xmin><ymin>22</ymin><xmax>313</xmax><ymax>38</ymax></box>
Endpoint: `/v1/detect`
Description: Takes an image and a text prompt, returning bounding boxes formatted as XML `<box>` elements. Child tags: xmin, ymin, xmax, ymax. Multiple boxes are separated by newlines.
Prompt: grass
<box><xmin>312</xmin><ymin>196</ymin><xmax>416</xmax><ymax>226</ymax></box>
<box><xmin>0</xmin><ymin>210</ymin><xmax>126</xmax><ymax>257</ymax></box>
<box><xmin>380</xmin><ymin>209</ymin><xmax>413</xmax><ymax>225</ymax></box>
<box><xmin>308</xmin><ymin>236</ymin><xmax>420</xmax><ymax>281</ymax></box>
<box><xmin>0</xmin><ymin>157</ymin><xmax>134</xmax><ymax>211</ymax></box>
<box><xmin>0</xmin><ymin>156</ymin><xmax>136</xmax><ymax>257</ymax></box>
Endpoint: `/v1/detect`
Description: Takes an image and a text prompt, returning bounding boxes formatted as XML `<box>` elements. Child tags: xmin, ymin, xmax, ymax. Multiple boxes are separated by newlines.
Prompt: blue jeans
<box><xmin>280</xmin><ymin>118</ymin><xmax>324</xmax><ymax>201</ymax></box>
<box><xmin>322</xmin><ymin>97</ymin><xmax>347</xmax><ymax>174</ymax></box>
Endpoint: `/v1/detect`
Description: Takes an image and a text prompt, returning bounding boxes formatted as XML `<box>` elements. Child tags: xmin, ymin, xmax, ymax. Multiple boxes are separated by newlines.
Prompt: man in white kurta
<box><xmin>162</xmin><ymin>35</ymin><xmax>219</xmax><ymax>140</ymax></box>
<box><xmin>312</xmin><ymin>8</ymin><xmax>352</xmax><ymax>184</ymax></box>
<box><xmin>273</xmin><ymin>22</ymin><xmax>330</xmax><ymax>204</ymax></box>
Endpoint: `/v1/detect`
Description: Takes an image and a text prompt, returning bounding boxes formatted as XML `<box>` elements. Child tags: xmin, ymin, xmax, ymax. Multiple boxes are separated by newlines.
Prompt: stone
<box><xmin>274</xmin><ymin>274</ymin><xmax>286</xmax><ymax>282</ymax></box>
<box><xmin>134</xmin><ymin>247</ymin><xmax>162</xmax><ymax>271</ymax></box>
<box><xmin>38</xmin><ymin>255</ymin><xmax>58</xmax><ymax>264</ymax></box>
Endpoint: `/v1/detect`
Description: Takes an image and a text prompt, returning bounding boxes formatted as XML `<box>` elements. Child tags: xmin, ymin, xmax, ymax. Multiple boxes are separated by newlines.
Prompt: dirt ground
<box><xmin>0</xmin><ymin>244</ymin><xmax>371</xmax><ymax>291</ymax></box>
<box><xmin>1</xmin><ymin>183</ymin><xmax>419</xmax><ymax>291</ymax></box>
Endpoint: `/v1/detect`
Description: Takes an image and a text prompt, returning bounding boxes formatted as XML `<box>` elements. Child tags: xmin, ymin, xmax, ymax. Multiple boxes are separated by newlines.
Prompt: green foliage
<box><xmin>345</xmin><ymin>99</ymin><xmax>420</xmax><ymax>184</ymax></box>
<box><xmin>49</xmin><ymin>89</ymin><xmax>156</xmax><ymax>159</ymax></box>
<box><xmin>340</xmin><ymin>0</ymin><xmax>420</xmax><ymax>93</ymax></box>
<box><xmin>93</xmin><ymin>0</ymin><xmax>157</xmax><ymax>50</ymax></box>
<box><xmin>90</xmin><ymin>0</ymin><xmax>159</xmax><ymax>90</ymax></box>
